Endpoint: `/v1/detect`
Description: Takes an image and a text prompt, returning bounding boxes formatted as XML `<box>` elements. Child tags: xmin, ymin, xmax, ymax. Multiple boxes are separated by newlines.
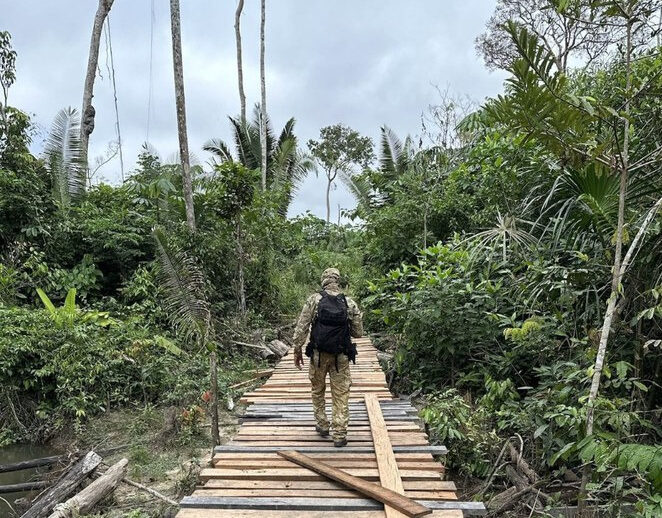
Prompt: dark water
<box><xmin>0</xmin><ymin>444</ymin><xmax>60</xmax><ymax>516</ymax></box>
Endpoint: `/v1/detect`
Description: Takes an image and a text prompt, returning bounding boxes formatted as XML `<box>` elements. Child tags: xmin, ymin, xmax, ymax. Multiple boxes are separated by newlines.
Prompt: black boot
<box><xmin>315</xmin><ymin>425</ymin><xmax>329</xmax><ymax>437</ymax></box>
<box><xmin>334</xmin><ymin>438</ymin><xmax>347</xmax><ymax>448</ymax></box>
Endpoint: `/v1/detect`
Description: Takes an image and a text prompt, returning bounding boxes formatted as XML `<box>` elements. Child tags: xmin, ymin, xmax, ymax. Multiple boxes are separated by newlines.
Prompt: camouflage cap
<box><xmin>321</xmin><ymin>268</ymin><xmax>341</xmax><ymax>288</ymax></box>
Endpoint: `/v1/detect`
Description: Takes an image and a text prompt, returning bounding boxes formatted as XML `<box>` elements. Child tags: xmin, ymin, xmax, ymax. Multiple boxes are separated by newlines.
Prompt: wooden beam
<box><xmin>365</xmin><ymin>394</ymin><xmax>407</xmax><ymax>518</ymax></box>
<box><xmin>277</xmin><ymin>451</ymin><xmax>431</xmax><ymax>518</ymax></box>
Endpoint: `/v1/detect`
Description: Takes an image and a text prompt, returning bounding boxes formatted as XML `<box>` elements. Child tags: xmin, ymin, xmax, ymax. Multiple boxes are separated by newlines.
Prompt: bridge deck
<box><xmin>177</xmin><ymin>337</ymin><xmax>485</xmax><ymax>517</ymax></box>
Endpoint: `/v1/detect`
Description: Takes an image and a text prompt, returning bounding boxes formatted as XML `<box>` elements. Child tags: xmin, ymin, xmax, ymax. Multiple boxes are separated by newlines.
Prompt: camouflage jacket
<box><xmin>292</xmin><ymin>289</ymin><xmax>363</xmax><ymax>354</ymax></box>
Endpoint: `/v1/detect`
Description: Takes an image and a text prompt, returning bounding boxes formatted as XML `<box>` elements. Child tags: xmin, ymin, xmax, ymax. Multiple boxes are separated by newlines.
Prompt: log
<box><xmin>0</xmin><ymin>445</ymin><xmax>128</xmax><ymax>474</ymax></box>
<box><xmin>0</xmin><ymin>456</ymin><xmax>63</xmax><ymax>474</ymax></box>
<box><xmin>277</xmin><ymin>451</ymin><xmax>431</xmax><ymax>518</ymax></box>
<box><xmin>48</xmin><ymin>458</ymin><xmax>128</xmax><ymax>518</ymax></box>
<box><xmin>0</xmin><ymin>481</ymin><xmax>49</xmax><ymax>494</ymax></box>
<box><xmin>487</xmin><ymin>485</ymin><xmax>518</xmax><ymax>511</ymax></box>
<box><xmin>504</xmin><ymin>465</ymin><xmax>529</xmax><ymax>492</ymax></box>
<box><xmin>21</xmin><ymin>451</ymin><xmax>102</xmax><ymax>518</ymax></box>
<box><xmin>507</xmin><ymin>442</ymin><xmax>538</xmax><ymax>484</ymax></box>
<box><xmin>267</xmin><ymin>340</ymin><xmax>289</xmax><ymax>357</ymax></box>
<box><xmin>259</xmin><ymin>348</ymin><xmax>277</xmax><ymax>360</ymax></box>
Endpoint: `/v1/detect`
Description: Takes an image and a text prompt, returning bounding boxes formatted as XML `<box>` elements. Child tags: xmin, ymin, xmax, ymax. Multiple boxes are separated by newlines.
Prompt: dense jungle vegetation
<box><xmin>1</xmin><ymin>1</ymin><xmax>662</xmax><ymax>516</ymax></box>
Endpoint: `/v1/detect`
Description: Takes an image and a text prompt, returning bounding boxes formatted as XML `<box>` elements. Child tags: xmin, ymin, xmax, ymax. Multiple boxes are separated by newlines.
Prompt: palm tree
<box><xmin>379</xmin><ymin>125</ymin><xmax>414</xmax><ymax>182</ymax></box>
<box><xmin>169</xmin><ymin>0</ymin><xmax>196</xmax><ymax>231</ymax></box>
<box><xmin>45</xmin><ymin>107</ymin><xmax>87</xmax><ymax>210</ymax></box>
<box><xmin>81</xmin><ymin>0</ymin><xmax>115</xmax><ymax>164</ymax></box>
<box><xmin>204</xmin><ymin>107</ymin><xmax>314</xmax><ymax>215</ymax></box>
<box><xmin>153</xmin><ymin>227</ymin><xmax>220</xmax><ymax>445</ymax></box>
<box><xmin>234</xmin><ymin>0</ymin><xmax>246</xmax><ymax>123</ymax></box>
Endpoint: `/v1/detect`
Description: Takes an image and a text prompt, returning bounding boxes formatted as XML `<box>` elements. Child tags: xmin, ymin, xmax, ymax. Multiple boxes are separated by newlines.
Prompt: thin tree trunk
<box><xmin>210</xmin><ymin>351</ymin><xmax>220</xmax><ymax>446</ymax></box>
<box><xmin>423</xmin><ymin>207</ymin><xmax>428</xmax><ymax>249</ymax></box>
<box><xmin>81</xmin><ymin>0</ymin><xmax>115</xmax><ymax>166</ymax></box>
<box><xmin>234</xmin><ymin>0</ymin><xmax>246</xmax><ymax>123</ymax></box>
<box><xmin>578</xmin><ymin>13</ymin><xmax>633</xmax><ymax>515</ymax></box>
<box><xmin>236</xmin><ymin>215</ymin><xmax>246</xmax><ymax>315</ymax></box>
<box><xmin>259</xmin><ymin>0</ymin><xmax>267</xmax><ymax>190</ymax></box>
<box><xmin>169</xmin><ymin>0</ymin><xmax>196</xmax><ymax>231</ymax></box>
<box><xmin>325</xmin><ymin>172</ymin><xmax>333</xmax><ymax>223</ymax></box>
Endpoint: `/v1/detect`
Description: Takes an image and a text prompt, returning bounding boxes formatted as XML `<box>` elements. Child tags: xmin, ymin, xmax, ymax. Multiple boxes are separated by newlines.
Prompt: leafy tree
<box><xmin>307</xmin><ymin>124</ymin><xmax>374</xmax><ymax>222</ymax></box>
<box><xmin>476</xmin><ymin>0</ymin><xmax>612</xmax><ymax>72</ymax></box>
<box><xmin>0</xmin><ymin>31</ymin><xmax>17</xmax><ymax>137</ymax></box>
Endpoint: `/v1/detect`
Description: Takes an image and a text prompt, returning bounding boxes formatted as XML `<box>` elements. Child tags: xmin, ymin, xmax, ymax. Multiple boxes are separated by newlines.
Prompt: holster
<box><xmin>346</xmin><ymin>342</ymin><xmax>358</xmax><ymax>364</ymax></box>
<box><xmin>305</xmin><ymin>342</ymin><xmax>314</xmax><ymax>358</ymax></box>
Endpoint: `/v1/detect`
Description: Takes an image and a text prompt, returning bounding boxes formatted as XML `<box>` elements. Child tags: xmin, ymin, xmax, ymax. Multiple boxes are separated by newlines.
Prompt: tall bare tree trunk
<box><xmin>210</xmin><ymin>351</ymin><xmax>220</xmax><ymax>446</ymax></box>
<box><xmin>169</xmin><ymin>0</ymin><xmax>196</xmax><ymax>231</ymax></box>
<box><xmin>577</xmin><ymin>13</ymin><xmax>633</xmax><ymax>516</ymax></box>
<box><xmin>81</xmin><ymin>0</ymin><xmax>115</xmax><ymax>166</ymax></box>
<box><xmin>236</xmin><ymin>215</ymin><xmax>246</xmax><ymax>315</ymax></box>
<box><xmin>234</xmin><ymin>0</ymin><xmax>246</xmax><ymax>123</ymax></box>
<box><xmin>259</xmin><ymin>0</ymin><xmax>267</xmax><ymax>190</ymax></box>
<box><xmin>325</xmin><ymin>172</ymin><xmax>334</xmax><ymax>223</ymax></box>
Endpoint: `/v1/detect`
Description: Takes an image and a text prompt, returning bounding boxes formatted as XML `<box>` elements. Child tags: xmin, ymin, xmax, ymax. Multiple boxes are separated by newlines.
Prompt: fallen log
<box><xmin>0</xmin><ymin>445</ymin><xmax>128</xmax><ymax>474</ymax></box>
<box><xmin>507</xmin><ymin>442</ymin><xmax>539</xmax><ymax>484</ymax></box>
<box><xmin>48</xmin><ymin>458</ymin><xmax>128</xmax><ymax>518</ymax></box>
<box><xmin>0</xmin><ymin>481</ymin><xmax>49</xmax><ymax>494</ymax></box>
<box><xmin>0</xmin><ymin>456</ymin><xmax>63</xmax><ymax>474</ymax></box>
<box><xmin>21</xmin><ymin>451</ymin><xmax>102</xmax><ymax>518</ymax></box>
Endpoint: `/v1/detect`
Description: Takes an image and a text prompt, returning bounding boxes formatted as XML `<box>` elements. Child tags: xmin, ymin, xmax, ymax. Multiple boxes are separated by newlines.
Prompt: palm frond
<box><xmin>379</xmin><ymin>125</ymin><xmax>413</xmax><ymax>179</ymax></box>
<box><xmin>44</xmin><ymin>107</ymin><xmax>86</xmax><ymax>208</ymax></box>
<box><xmin>339</xmin><ymin>170</ymin><xmax>372</xmax><ymax>205</ymax></box>
<box><xmin>153</xmin><ymin>227</ymin><xmax>212</xmax><ymax>347</ymax></box>
<box><xmin>467</xmin><ymin>212</ymin><xmax>537</xmax><ymax>262</ymax></box>
<box><xmin>203</xmin><ymin>138</ymin><xmax>234</xmax><ymax>164</ymax></box>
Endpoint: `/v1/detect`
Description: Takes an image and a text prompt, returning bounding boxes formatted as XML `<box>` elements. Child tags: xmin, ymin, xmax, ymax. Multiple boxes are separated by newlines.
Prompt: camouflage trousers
<box><xmin>309</xmin><ymin>351</ymin><xmax>352</xmax><ymax>441</ymax></box>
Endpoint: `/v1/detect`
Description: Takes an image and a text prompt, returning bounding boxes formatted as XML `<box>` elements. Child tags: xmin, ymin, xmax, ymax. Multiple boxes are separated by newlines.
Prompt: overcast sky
<box><xmin>2</xmin><ymin>0</ymin><xmax>507</xmax><ymax>220</ymax></box>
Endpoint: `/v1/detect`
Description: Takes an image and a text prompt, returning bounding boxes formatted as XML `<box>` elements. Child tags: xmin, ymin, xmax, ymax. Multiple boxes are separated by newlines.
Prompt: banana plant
<box><xmin>36</xmin><ymin>288</ymin><xmax>113</xmax><ymax>328</ymax></box>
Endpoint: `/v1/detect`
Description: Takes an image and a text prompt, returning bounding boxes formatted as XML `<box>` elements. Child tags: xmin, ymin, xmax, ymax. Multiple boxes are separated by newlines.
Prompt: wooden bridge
<box><xmin>176</xmin><ymin>337</ymin><xmax>486</xmax><ymax>518</ymax></box>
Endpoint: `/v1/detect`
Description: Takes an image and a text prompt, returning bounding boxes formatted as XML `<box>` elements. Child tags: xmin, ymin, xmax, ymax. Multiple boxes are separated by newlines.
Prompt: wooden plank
<box><xmin>201</xmin><ymin>479</ymin><xmax>456</xmax><ymax>492</ymax></box>
<box><xmin>365</xmin><ymin>394</ymin><xmax>407</xmax><ymax>518</ymax></box>
<box><xmin>212</xmin><ymin>460</ymin><xmax>443</xmax><ymax>472</ymax></box>
<box><xmin>200</xmin><ymin>468</ymin><xmax>441</xmax><ymax>482</ymax></box>
<box><xmin>176</xmin><ymin>510</ymin><xmax>389</xmax><ymax>518</ymax></box>
<box><xmin>214</xmin><ymin>445</ymin><xmax>447</xmax><ymax>455</ymax></box>
<box><xmin>277</xmin><ymin>451</ymin><xmax>431</xmax><ymax>518</ymax></box>
<box><xmin>180</xmin><ymin>496</ymin><xmax>484</xmax><ymax>514</ymax></box>
<box><xmin>194</xmin><ymin>489</ymin><xmax>457</xmax><ymax>500</ymax></box>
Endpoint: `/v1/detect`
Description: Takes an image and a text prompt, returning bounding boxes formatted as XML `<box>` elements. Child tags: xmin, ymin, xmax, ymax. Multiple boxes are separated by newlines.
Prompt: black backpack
<box><xmin>309</xmin><ymin>291</ymin><xmax>354</xmax><ymax>361</ymax></box>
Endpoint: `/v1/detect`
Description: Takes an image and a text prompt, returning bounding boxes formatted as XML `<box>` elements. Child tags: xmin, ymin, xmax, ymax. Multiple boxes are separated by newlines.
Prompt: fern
<box><xmin>153</xmin><ymin>227</ymin><xmax>212</xmax><ymax>349</ymax></box>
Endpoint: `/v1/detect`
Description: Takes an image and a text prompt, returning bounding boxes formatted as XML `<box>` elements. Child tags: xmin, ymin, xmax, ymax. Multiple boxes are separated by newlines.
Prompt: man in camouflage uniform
<box><xmin>293</xmin><ymin>268</ymin><xmax>363</xmax><ymax>447</ymax></box>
